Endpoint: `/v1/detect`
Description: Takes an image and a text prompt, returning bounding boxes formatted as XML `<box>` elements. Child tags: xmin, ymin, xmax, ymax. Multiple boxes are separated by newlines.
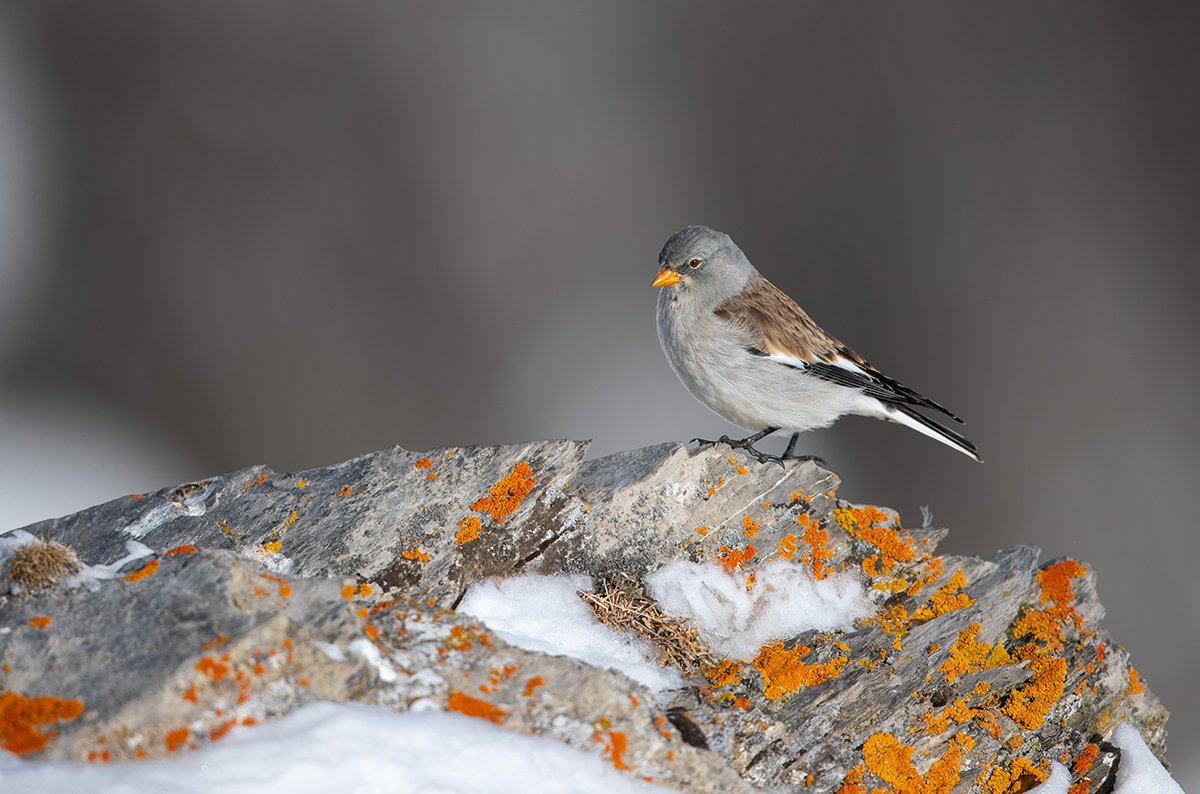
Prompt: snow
<box><xmin>644</xmin><ymin>559</ymin><xmax>873</xmax><ymax>660</ymax></box>
<box><xmin>68</xmin><ymin>540</ymin><xmax>156</xmax><ymax>591</ymax></box>
<box><xmin>0</xmin><ymin>528</ymin><xmax>37</xmax><ymax>559</ymax></box>
<box><xmin>348</xmin><ymin>638</ymin><xmax>399</xmax><ymax>683</ymax></box>
<box><xmin>458</xmin><ymin>560</ymin><xmax>873</xmax><ymax>690</ymax></box>
<box><xmin>458</xmin><ymin>573</ymin><xmax>685</xmax><ymax>692</ymax></box>
<box><xmin>1026</xmin><ymin>761</ymin><xmax>1070</xmax><ymax>793</ymax></box>
<box><xmin>0</xmin><ymin>532</ymin><xmax>155</xmax><ymax>595</ymax></box>
<box><xmin>1014</xmin><ymin>724</ymin><xmax>1185</xmax><ymax>794</ymax></box>
<box><xmin>1113</xmin><ymin>722</ymin><xmax>1186</xmax><ymax>793</ymax></box>
<box><xmin>0</xmin><ymin>701</ymin><xmax>666</xmax><ymax>793</ymax></box>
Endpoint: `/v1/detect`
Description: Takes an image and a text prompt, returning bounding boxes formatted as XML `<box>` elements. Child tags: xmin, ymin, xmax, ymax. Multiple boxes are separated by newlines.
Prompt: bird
<box><xmin>652</xmin><ymin>225</ymin><xmax>980</xmax><ymax>464</ymax></box>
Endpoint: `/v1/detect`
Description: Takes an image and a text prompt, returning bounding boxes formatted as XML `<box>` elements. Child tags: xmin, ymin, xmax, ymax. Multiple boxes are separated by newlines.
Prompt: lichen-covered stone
<box><xmin>0</xmin><ymin>441</ymin><xmax>1172</xmax><ymax>792</ymax></box>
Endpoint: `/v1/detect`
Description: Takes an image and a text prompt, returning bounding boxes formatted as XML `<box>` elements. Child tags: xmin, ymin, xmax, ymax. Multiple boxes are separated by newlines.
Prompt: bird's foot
<box><xmin>783</xmin><ymin>453</ymin><xmax>830</xmax><ymax>470</ymax></box>
<box><xmin>691</xmin><ymin>429</ymin><xmax>785</xmax><ymax>468</ymax></box>
<box><xmin>778</xmin><ymin>433</ymin><xmax>830</xmax><ymax>469</ymax></box>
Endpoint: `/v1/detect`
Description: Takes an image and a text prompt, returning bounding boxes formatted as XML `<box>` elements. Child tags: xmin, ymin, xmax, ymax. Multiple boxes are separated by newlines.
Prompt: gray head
<box><xmin>652</xmin><ymin>225</ymin><xmax>756</xmax><ymax>306</ymax></box>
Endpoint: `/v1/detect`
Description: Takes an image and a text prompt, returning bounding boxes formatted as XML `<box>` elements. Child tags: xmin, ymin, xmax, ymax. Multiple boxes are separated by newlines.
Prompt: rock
<box><xmin>0</xmin><ymin>441</ymin><xmax>1173</xmax><ymax>792</ymax></box>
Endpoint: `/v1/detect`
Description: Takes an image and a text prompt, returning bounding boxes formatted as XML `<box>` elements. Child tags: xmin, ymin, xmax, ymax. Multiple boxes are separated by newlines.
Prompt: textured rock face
<box><xmin>0</xmin><ymin>441</ymin><xmax>1172</xmax><ymax>792</ymax></box>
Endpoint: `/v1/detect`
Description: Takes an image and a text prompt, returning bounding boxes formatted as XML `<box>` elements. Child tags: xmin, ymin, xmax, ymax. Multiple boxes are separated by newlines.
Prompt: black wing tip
<box><xmin>893</xmin><ymin>404</ymin><xmax>982</xmax><ymax>462</ymax></box>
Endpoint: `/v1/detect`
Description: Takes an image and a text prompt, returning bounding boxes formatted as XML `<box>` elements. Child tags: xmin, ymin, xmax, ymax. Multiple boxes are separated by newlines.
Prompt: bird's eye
<box><xmin>687</xmin><ymin>258</ymin><xmax>702</xmax><ymax>269</ymax></box>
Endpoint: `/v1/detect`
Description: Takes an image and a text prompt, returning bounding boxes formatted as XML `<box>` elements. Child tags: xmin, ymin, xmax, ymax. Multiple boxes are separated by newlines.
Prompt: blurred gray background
<box><xmin>1</xmin><ymin>1</ymin><xmax>1196</xmax><ymax>782</ymax></box>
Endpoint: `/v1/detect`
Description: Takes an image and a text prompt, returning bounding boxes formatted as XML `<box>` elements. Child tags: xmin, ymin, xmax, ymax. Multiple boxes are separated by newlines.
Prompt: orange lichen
<box><xmin>906</xmin><ymin>558</ymin><xmax>945</xmax><ymax>596</ymax></box>
<box><xmin>335</xmin><ymin>484</ymin><xmax>353</xmax><ymax>497</ymax></box>
<box><xmin>0</xmin><ymin>692</ymin><xmax>85</xmax><ymax>755</ymax></box>
<box><xmin>1038</xmin><ymin>560</ymin><xmax>1086</xmax><ymax>615</ymax></box>
<box><xmin>983</xmin><ymin>756</ymin><xmax>1048</xmax><ymax>793</ymax></box>
<box><xmin>863</xmin><ymin>733</ymin><xmax>920</xmax><ymax>791</ymax></box>
<box><xmin>209</xmin><ymin>719</ymin><xmax>237</xmax><ymax>742</ymax></box>
<box><xmin>258</xmin><ymin>539</ymin><xmax>282</xmax><ymax>555</ymax></box>
<box><xmin>455</xmin><ymin>516</ymin><xmax>482</xmax><ymax>545</ymax></box>
<box><xmin>834</xmin><ymin>506</ymin><xmax>915</xmax><ymax>573</ymax></box>
<box><xmin>1010</xmin><ymin>608</ymin><xmax>1059</xmax><ymax>648</ymax></box>
<box><xmin>28</xmin><ymin>616</ymin><xmax>52</xmax><ymax>629</ymax></box>
<box><xmin>939</xmin><ymin>624</ymin><xmax>1010</xmax><ymax>682</ymax></box>
<box><xmin>164</xmin><ymin>727</ymin><xmax>191</xmax><ymax>753</ymax></box>
<box><xmin>195</xmin><ymin>656</ymin><xmax>231</xmax><ymax>682</ymax></box>
<box><xmin>604</xmin><ymin>731</ymin><xmax>630</xmax><ymax>770</ymax></box>
<box><xmin>705</xmin><ymin>659</ymin><xmax>742</xmax><ymax>688</ymax></box>
<box><xmin>923</xmin><ymin>733</ymin><xmax>974</xmax><ymax>793</ymax></box>
<box><xmin>862</xmin><ymin>555</ymin><xmax>880</xmax><ymax>577</ymax></box>
<box><xmin>910</xmin><ymin>570</ymin><xmax>973</xmax><ymax>621</ymax></box>
<box><xmin>1000</xmin><ymin>644</ymin><xmax>1066</xmax><ymax>729</ymax></box>
<box><xmin>443</xmin><ymin>624</ymin><xmax>493</xmax><ymax>652</ymax></box>
<box><xmin>916</xmin><ymin>695</ymin><xmax>1001</xmax><ymax>740</ymax></box>
<box><xmin>363</xmin><ymin>623</ymin><xmax>380</xmax><ymax>640</ymax></box>
<box><xmin>1014</xmin><ymin>559</ymin><xmax>1088</xmax><ymax>650</ymax></box>
<box><xmin>716</xmin><ymin>544</ymin><xmax>756</xmax><ymax>573</ymax></box>
<box><xmin>414</xmin><ymin>457</ymin><xmax>433</xmax><ymax>469</ymax></box>
<box><xmin>864</xmin><ymin>603</ymin><xmax>910</xmax><ymax>636</ymax></box>
<box><xmin>778</xmin><ymin>533</ymin><xmax>797</xmax><ymax>560</ymax></box>
<box><xmin>401</xmin><ymin>548</ymin><xmax>431</xmax><ymax>563</ymax></box>
<box><xmin>181</xmin><ymin>683</ymin><xmax>198</xmax><ymax>704</ymax></box>
<box><xmin>258</xmin><ymin>573</ymin><xmax>292</xmax><ymax>597</ymax></box>
<box><xmin>743</xmin><ymin>515</ymin><xmax>759</xmax><ymax>538</ymax></box>
<box><xmin>245</xmin><ymin>474</ymin><xmax>269</xmax><ymax>489</ymax></box>
<box><xmin>470</xmin><ymin>461</ymin><xmax>537</xmax><ymax>524</ymax></box>
<box><xmin>694</xmin><ymin>525</ymin><xmax>709</xmax><ymax>536</ymax></box>
<box><xmin>523</xmin><ymin>676</ymin><xmax>545</xmax><ymax>697</ymax></box>
<box><xmin>121</xmin><ymin>559</ymin><xmax>159</xmax><ymax>582</ymax></box>
<box><xmin>340</xmin><ymin>584</ymin><xmax>355</xmax><ymax>599</ymax></box>
<box><xmin>295</xmin><ymin>479</ymin><xmax>307</xmax><ymax>488</ymax></box>
<box><xmin>838</xmin><ymin>762</ymin><xmax>867</xmax><ymax>794</ymax></box>
<box><xmin>129</xmin><ymin>493</ymin><xmax>146</xmax><ymax>500</ymax></box>
<box><xmin>797</xmin><ymin>514</ymin><xmax>833</xmax><ymax>579</ymax></box>
<box><xmin>857</xmin><ymin>731</ymin><xmax>972</xmax><ymax>794</ymax></box>
<box><xmin>1071</xmin><ymin>743</ymin><xmax>1099</xmax><ymax>777</ymax></box>
<box><xmin>201</xmin><ymin>634</ymin><xmax>229</xmax><ymax>651</ymax></box>
<box><xmin>448</xmin><ymin>691</ymin><xmax>507</xmax><ymax>724</ymax></box>
<box><xmin>1126</xmin><ymin>666</ymin><xmax>1144</xmax><ymax>696</ymax></box>
<box><xmin>753</xmin><ymin>643</ymin><xmax>847</xmax><ymax>700</ymax></box>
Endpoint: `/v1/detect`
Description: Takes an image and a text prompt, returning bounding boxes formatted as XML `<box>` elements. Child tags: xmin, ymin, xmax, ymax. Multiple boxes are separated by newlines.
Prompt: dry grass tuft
<box><xmin>579</xmin><ymin>573</ymin><xmax>716</xmax><ymax>676</ymax></box>
<box><xmin>3</xmin><ymin>539</ymin><xmax>82</xmax><ymax>592</ymax></box>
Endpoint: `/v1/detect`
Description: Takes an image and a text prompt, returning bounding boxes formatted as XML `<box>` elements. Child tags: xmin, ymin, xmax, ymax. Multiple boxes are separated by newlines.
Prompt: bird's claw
<box><xmin>690</xmin><ymin>433</ymin><xmax>786</xmax><ymax>467</ymax></box>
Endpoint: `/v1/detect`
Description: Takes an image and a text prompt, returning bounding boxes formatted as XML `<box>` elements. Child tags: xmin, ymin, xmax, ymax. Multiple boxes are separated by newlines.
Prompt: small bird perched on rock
<box><xmin>652</xmin><ymin>225</ymin><xmax>980</xmax><ymax>464</ymax></box>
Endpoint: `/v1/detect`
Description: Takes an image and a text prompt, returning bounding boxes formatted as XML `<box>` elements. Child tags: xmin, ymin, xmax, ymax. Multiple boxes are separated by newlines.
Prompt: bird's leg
<box><xmin>692</xmin><ymin>427</ymin><xmax>783</xmax><ymax>466</ymax></box>
<box><xmin>778</xmin><ymin>432</ymin><xmax>831</xmax><ymax>468</ymax></box>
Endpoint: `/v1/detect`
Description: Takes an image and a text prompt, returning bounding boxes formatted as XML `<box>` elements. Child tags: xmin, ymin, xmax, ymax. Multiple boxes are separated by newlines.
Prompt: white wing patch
<box><xmin>829</xmin><ymin>354</ymin><xmax>869</xmax><ymax>375</ymax></box>
<box><xmin>765</xmin><ymin>351</ymin><xmax>810</xmax><ymax>370</ymax></box>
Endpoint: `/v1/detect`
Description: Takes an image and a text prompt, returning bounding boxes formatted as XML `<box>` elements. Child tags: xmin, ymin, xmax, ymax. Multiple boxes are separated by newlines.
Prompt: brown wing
<box><xmin>714</xmin><ymin>274</ymin><xmax>963</xmax><ymax>422</ymax></box>
<box><xmin>713</xmin><ymin>273</ymin><xmax>843</xmax><ymax>363</ymax></box>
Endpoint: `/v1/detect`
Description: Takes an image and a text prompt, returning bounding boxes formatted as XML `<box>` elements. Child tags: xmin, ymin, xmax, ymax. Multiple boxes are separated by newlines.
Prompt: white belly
<box><xmin>656</xmin><ymin>299</ymin><xmax>861</xmax><ymax>432</ymax></box>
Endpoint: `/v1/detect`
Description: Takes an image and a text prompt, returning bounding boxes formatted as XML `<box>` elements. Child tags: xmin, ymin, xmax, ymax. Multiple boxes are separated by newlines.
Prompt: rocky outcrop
<box><xmin>0</xmin><ymin>441</ymin><xmax>1171</xmax><ymax>792</ymax></box>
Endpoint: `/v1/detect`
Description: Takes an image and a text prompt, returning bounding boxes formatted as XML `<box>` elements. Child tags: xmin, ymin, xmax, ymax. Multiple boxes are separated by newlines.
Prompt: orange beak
<box><xmin>651</xmin><ymin>267</ymin><xmax>681</xmax><ymax>288</ymax></box>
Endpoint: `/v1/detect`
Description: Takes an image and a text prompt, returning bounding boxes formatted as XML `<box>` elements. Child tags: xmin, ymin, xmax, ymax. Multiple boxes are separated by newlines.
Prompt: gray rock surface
<box><xmin>0</xmin><ymin>441</ymin><xmax>1172</xmax><ymax>792</ymax></box>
